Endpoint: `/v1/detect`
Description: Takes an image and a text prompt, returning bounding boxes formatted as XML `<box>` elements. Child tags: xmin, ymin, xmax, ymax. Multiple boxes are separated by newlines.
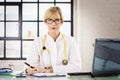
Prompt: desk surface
<box><xmin>0</xmin><ymin>75</ymin><xmax>92</xmax><ymax>80</ymax></box>
<box><xmin>0</xmin><ymin>74</ymin><xmax>119</xmax><ymax>80</ymax></box>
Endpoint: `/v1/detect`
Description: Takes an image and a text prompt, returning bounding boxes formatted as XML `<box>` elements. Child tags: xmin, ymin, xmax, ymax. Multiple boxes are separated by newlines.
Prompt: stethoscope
<box><xmin>40</xmin><ymin>33</ymin><xmax>68</xmax><ymax>65</ymax></box>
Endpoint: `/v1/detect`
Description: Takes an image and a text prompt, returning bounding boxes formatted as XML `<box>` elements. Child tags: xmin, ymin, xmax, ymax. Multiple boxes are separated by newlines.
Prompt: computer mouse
<box><xmin>0</xmin><ymin>68</ymin><xmax>13</xmax><ymax>74</ymax></box>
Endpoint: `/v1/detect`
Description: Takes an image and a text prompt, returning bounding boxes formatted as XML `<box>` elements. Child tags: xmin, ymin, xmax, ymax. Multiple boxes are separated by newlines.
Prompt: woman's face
<box><xmin>44</xmin><ymin>12</ymin><xmax>63</xmax><ymax>33</ymax></box>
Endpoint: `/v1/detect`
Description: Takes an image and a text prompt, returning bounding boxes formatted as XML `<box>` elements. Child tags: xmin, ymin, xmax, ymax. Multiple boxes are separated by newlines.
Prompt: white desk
<box><xmin>0</xmin><ymin>74</ymin><xmax>120</xmax><ymax>80</ymax></box>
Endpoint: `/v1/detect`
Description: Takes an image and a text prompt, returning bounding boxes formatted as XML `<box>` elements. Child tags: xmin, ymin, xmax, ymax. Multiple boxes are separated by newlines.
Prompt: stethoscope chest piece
<box><xmin>62</xmin><ymin>59</ymin><xmax>68</xmax><ymax>65</ymax></box>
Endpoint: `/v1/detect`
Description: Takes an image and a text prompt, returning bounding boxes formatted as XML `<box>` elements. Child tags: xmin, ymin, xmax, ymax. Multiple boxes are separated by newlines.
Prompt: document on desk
<box><xmin>32</xmin><ymin>73</ymin><xmax>67</xmax><ymax>77</ymax></box>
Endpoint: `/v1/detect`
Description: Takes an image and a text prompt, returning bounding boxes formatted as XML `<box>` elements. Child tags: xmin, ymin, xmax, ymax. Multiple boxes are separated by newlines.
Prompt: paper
<box><xmin>32</xmin><ymin>73</ymin><xmax>67</xmax><ymax>77</ymax></box>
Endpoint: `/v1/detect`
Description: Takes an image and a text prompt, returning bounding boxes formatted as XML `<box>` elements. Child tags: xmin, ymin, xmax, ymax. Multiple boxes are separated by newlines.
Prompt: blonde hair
<box><xmin>44</xmin><ymin>6</ymin><xmax>64</xmax><ymax>23</ymax></box>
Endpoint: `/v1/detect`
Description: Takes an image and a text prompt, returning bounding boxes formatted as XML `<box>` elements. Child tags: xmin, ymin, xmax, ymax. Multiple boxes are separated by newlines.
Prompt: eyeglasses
<box><xmin>45</xmin><ymin>18</ymin><xmax>62</xmax><ymax>24</ymax></box>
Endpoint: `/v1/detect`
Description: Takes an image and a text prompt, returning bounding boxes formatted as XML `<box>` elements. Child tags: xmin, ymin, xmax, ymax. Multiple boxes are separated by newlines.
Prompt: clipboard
<box><xmin>16</xmin><ymin>72</ymin><xmax>67</xmax><ymax>78</ymax></box>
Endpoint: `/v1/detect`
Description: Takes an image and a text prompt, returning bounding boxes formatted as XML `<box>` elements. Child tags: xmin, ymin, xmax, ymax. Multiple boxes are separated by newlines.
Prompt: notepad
<box><xmin>32</xmin><ymin>73</ymin><xmax>67</xmax><ymax>77</ymax></box>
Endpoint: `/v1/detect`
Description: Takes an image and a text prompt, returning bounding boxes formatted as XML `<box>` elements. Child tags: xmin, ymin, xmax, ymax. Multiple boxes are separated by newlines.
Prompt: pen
<box><xmin>24</xmin><ymin>62</ymin><xmax>35</xmax><ymax>69</ymax></box>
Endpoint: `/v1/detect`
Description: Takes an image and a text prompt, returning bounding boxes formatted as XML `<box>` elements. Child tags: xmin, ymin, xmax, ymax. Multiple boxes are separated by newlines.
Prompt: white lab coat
<box><xmin>27</xmin><ymin>33</ymin><xmax>82</xmax><ymax>73</ymax></box>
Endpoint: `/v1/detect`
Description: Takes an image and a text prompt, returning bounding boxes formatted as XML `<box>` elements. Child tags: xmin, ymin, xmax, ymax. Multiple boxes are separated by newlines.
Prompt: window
<box><xmin>0</xmin><ymin>0</ymin><xmax>73</xmax><ymax>60</ymax></box>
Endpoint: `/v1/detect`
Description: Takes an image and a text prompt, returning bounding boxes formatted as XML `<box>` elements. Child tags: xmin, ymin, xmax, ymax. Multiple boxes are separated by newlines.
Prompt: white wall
<box><xmin>74</xmin><ymin>0</ymin><xmax>120</xmax><ymax>72</ymax></box>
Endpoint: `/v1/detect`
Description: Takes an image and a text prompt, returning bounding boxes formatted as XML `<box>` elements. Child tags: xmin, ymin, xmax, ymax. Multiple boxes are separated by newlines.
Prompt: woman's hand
<box><xmin>25</xmin><ymin>67</ymin><xmax>38</xmax><ymax>74</ymax></box>
<box><xmin>25</xmin><ymin>67</ymin><xmax>53</xmax><ymax>74</ymax></box>
<box><xmin>40</xmin><ymin>67</ymin><xmax>53</xmax><ymax>73</ymax></box>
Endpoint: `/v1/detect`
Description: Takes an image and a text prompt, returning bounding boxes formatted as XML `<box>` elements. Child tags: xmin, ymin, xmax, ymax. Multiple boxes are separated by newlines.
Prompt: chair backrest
<box><xmin>92</xmin><ymin>38</ymin><xmax>120</xmax><ymax>77</ymax></box>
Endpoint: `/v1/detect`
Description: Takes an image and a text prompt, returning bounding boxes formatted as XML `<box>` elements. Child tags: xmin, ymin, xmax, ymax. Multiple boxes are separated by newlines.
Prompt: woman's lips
<box><xmin>52</xmin><ymin>27</ymin><xmax>56</xmax><ymax>29</ymax></box>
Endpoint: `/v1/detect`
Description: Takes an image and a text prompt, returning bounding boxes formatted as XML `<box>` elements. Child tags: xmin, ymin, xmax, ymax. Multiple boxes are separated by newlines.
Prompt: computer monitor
<box><xmin>92</xmin><ymin>38</ymin><xmax>120</xmax><ymax>77</ymax></box>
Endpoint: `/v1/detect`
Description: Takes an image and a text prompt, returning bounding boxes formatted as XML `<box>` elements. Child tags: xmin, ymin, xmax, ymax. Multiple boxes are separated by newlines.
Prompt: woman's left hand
<box><xmin>40</xmin><ymin>67</ymin><xmax>53</xmax><ymax>73</ymax></box>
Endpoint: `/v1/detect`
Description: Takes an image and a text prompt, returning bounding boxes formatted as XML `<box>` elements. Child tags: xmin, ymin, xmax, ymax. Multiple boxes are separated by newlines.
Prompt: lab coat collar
<box><xmin>46</xmin><ymin>32</ymin><xmax>62</xmax><ymax>42</ymax></box>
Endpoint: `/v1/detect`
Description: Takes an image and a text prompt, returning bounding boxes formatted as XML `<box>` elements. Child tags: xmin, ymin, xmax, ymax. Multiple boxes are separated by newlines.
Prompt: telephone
<box><xmin>0</xmin><ymin>68</ymin><xmax>13</xmax><ymax>74</ymax></box>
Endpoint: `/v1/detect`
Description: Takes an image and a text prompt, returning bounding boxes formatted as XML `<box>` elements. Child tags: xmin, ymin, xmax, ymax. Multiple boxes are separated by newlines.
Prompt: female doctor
<box><xmin>26</xmin><ymin>6</ymin><xmax>82</xmax><ymax>74</ymax></box>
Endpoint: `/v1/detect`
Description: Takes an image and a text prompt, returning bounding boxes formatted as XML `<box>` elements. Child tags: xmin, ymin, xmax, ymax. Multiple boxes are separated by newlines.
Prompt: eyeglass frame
<box><xmin>45</xmin><ymin>18</ymin><xmax>62</xmax><ymax>24</ymax></box>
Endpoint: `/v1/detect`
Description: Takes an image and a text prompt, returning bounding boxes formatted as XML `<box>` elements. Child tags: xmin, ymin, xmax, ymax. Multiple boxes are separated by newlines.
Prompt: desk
<box><xmin>0</xmin><ymin>75</ymin><xmax>93</xmax><ymax>80</ymax></box>
<box><xmin>0</xmin><ymin>74</ymin><xmax>120</xmax><ymax>80</ymax></box>
<box><xmin>95</xmin><ymin>75</ymin><xmax>120</xmax><ymax>80</ymax></box>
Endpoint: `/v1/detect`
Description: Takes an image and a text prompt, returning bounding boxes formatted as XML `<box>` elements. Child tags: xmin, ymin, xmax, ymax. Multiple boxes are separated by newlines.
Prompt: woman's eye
<box><xmin>48</xmin><ymin>19</ymin><xmax>52</xmax><ymax>21</ymax></box>
<box><xmin>47</xmin><ymin>19</ymin><xmax>53</xmax><ymax>23</ymax></box>
<box><xmin>55</xmin><ymin>19</ymin><xmax>61</xmax><ymax>23</ymax></box>
<box><xmin>55</xmin><ymin>19</ymin><xmax>60</xmax><ymax>21</ymax></box>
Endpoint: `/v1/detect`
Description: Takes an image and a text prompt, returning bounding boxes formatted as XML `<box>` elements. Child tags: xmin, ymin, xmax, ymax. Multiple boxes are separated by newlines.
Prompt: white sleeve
<box><xmin>26</xmin><ymin>39</ymin><xmax>40</xmax><ymax>67</ymax></box>
<box><xmin>53</xmin><ymin>38</ymin><xmax>82</xmax><ymax>73</ymax></box>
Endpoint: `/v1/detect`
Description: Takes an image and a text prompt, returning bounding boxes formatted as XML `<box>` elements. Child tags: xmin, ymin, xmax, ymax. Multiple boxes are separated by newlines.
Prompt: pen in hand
<box><xmin>24</xmin><ymin>62</ymin><xmax>35</xmax><ymax>68</ymax></box>
<box><xmin>24</xmin><ymin>62</ymin><xmax>37</xmax><ymax>72</ymax></box>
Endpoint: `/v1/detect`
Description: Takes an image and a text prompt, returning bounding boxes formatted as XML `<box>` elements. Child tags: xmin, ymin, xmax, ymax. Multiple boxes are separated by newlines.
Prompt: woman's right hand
<box><xmin>25</xmin><ymin>67</ymin><xmax>38</xmax><ymax>74</ymax></box>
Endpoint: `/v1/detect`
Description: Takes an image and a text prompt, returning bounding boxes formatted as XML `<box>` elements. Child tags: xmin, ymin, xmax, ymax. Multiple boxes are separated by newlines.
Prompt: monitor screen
<box><xmin>92</xmin><ymin>38</ymin><xmax>120</xmax><ymax>77</ymax></box>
